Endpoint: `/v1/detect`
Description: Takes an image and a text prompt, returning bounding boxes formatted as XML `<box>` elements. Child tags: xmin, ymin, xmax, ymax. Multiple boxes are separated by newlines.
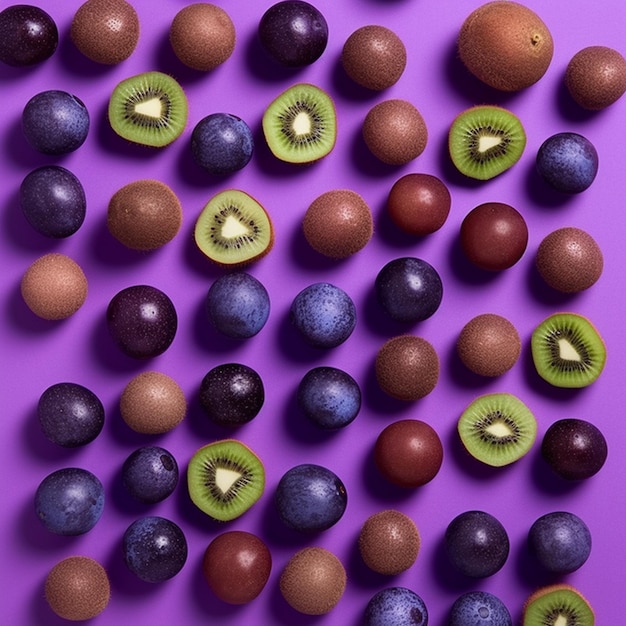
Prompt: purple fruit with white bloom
<box><xmin>0</xmin><ymin>5</ymin><xmax>58</xmax><ymax>67</ymax></box>
<box><xmin>449</xmin><ymin>591</ymin><xmax>512</xmax><ymax>626</ymax></box>
<box><xmin>365</xmin><ymin>587</ymin><xmax>428</xmax><ymax>626</ymax></box>
<box><xmin>122</xmin><ymin>446</ymin><xmax>179</xmax><ymax>504</ymax></box>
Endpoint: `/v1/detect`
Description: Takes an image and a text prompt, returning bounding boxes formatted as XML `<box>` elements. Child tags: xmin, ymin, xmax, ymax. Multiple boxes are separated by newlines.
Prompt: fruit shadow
<box><xmin>55</xmin><ymin>23</ymin><xmax>118</xmax><ymax>80</ymax></box>
<box><xmin>446</xmin><ymin>230</ymin><xmax>505</xmax><ymax>287</ymax></box>
<box><xmin>329</xmin><ymin>56</ymin><xmax>382</xmax><ymax>104</ymax></box>
<box><xmin>445</xmin><ymin>338</ymin><xmax>502</xmax><ymax>393</ymax></box>
<box><xmin>2</xmin><ymin>115</ymin><xmax>62</xmax><ymax>170</ymax></box>
<box><xmin>513</xmin><ymin>536</ymin><xmax>564</xmax><ymax>591</ymax></box>
<box><xmin>523</xmin><ymin>158</ymin><xmax>577</xmax><ymax>210</ymax></box>
<box><xmin>553</xmin><ymin>68</ymin><xmax>602</xmax><ymax>124</ymax></box>
<box><xmin>527</xmin><ymin>446</ymin><xmax>584</xmax><ymax>498</ymax></box>
<box><xmin>524</xmin><ymin>257</ymin><xmax>581</xmax><ymax>308</ymax></box>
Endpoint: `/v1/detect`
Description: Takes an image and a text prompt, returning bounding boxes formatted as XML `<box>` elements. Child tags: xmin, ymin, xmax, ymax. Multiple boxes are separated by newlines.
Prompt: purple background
<box><xmin>2</xmin><ymin>1</ymin><xmax>625</xmax><ymax>623</ymax></box>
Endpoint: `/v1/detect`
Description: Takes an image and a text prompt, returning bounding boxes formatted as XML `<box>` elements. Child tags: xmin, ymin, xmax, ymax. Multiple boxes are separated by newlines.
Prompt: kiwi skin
<box><xmin>523</xmin><ymin>584</ymin><xmax>594</xmax><ymax>626</ymax></box>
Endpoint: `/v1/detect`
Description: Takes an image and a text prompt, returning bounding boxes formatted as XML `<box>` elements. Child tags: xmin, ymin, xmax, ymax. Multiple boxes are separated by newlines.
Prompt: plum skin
<box><xmin>122</xmin><ymin>446</ymin><xmax>179</xmax><ymax>504</ymax></box>
<box><xmin>0</xmin><ymin>5</ymin><xmax>58</xmax><ymax>67</ymax></box>
<box><xmin>365</xmin><ymin>587</ymin><xmax>428</xmax><ymax>626</ymax></box>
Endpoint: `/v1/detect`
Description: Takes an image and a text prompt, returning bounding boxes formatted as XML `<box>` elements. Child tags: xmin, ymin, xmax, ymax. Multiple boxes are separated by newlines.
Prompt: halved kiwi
<box><xmin>531</xmin><ymin>312</ymin><xmax>606</xmax><ymax>388</ymax></box>
<box><xmin>108</xmin><ymin>71</ymin><xmax>188</xmax><ymax>148</ymax></box>
<box><xmin>523</xmin><ymin>584</ymin><xmax>594</xmax><ymax>626</ymax></box>
<box><xmin>448</xmin><ymin>105</ymin><xmax>526</xmax><ymax>180</ymax></box>
<box><xmin>194</xmin><ymin>189</ymin><xmax>274</xmax><ymax>266</ymax></box>
<box><xmin>262</xmin><ymin>83</ymin><xmax>337</xmax><ymax>164</ymax></box>
<box><xmin>187</xmin><ymin>439</ymin><xmax>265</xmax><ymax>522</ymax></box>
<box><xmin>458</xmin><ymin>393</ymin><xmax>537</xmax><ymax>467</ymax></box>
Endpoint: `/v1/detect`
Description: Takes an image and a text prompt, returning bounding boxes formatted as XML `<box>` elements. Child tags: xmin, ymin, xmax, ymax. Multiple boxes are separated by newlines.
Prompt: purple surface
<box><xmin>2</xmin><ymin>1</ymin><xmax>624</xmax><ymax>623</ymax></box>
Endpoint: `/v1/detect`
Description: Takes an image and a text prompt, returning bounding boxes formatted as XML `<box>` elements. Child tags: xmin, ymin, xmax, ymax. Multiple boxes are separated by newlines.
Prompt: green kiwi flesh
<box><xmin>531</xmin><ymin>312</ymin><xmax>606</xmax><ymax>388</ymax></box>
<box><xmin>194</xmin><ymin>189</ymin><xmax>274</xmax><ymax>266</ymax></box>
<box><xmin>187</xmin><ymin>439</ymin><xmax>265</xmax><ymax>522</ymax></box>
<box><xmin>262</xmin><ymin>83</ymin><xmax>337</xmax><ymax>164</ymax></box>
<box><xmin>458</xmin><ymin>392</ymin><xmax>537</xmax><ymax>467</ymax></box>
<box><xmin>108</xmin><ymin>71</ymin><xmax>188</xmax><ymax>147</ymax></box>
<box><xmin>523</xmin><ymin>584</ymin><xmax>594</xmax><ymax>626</ymax></box>
<box><xmin>448</xmin><ymin>105</ymin><xmax>526</xmax><ymax>180</ymax></box>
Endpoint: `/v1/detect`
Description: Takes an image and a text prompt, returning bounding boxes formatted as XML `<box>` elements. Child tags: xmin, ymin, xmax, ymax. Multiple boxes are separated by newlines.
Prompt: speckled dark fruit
<box><xmin>71</xmin><ymin>0</ymin><xmax>139</xmax><ymax>65</ymax></box>
<box><xmin>449</xmin><ymin>590</ymin><xmax>512</xmax><ymax>626</ymax></box>
<box><xmin>123</xmin><ymin>516</ymin><xmax>188</xmax><ymax>583</ymax></box>
<box><xmin>122</xmin><ymin>446</ymin><xmax>179</xmax><ymax>504</ymax></box>
<box><xmin>387</xmin><ymin>173</ymin><xmax>451</xmax><ymax>236</ymax></box>
<box><xmin>445</xmin><ymin>510</ymin><xmax>509</xmax><ymax>578</ymax></box>
<box><xmin>22</xmin><ymin>90</ymin><xmax>89</xmax><ymax>155</ymax></box>
<box><xmin>38</xmin><ymin>382</ymin><xmax>104</xmax><ymax>448</ymax></box>
<box><xmin>106</xmin><ymin>285</ymin><xmax>177</xmax><ymax>359</ymax></box>
<box><xmin>541</xmin><ymin>418</ymin><xmax>608</xmax><ymax>480</ymax></box>
<box><xmin>536</xmin><ymin>227</ymin><xmax>603</xmax><ymax>293</ymax></box>
<box><xmin>375</xmin><ymin>335</ymin><xmax>439</xmax><ymax>401</ymax></box>
<box><xmin>365</xmin><ymin>587</ymin><xmax>428</xmax><ymax>626</ymax></box>
<box><xmin>566</xmin><ymin>46</ymin><xmax>626</xmax><ymax>110</ymax></box>
<box><xmin>275</xmin><ymin>463</ymin><xmax>347</xmax><ymax>532</ymax></box>
<box><xmin>258</xmin><ymin>1</ymin><xmax>328</xmax><ymax>67</ymax></box>
<box><xmin>374</xmin><ymin>419</ymin><xmax>443</xmax><ymax>488</ymax></box>
<box><xmin>375</xmin><ymin>257</ymin><xmax>443</xmax><ymax>323</ymax></box>
<box><xmin>536</xmin><ymin>132</ymin><xmax>598</xmax><ymax>194</ymax></box>
<box><xmin>363</xmin><ymin>99</ymin><xmax>428</xmax><ymax>165</ymax></box>
<box><xmin>359</xmin><ymin>510</ymin><xmax>420</xmax><ymax>575</ymax></box>
<box><xmin>199</xmin><ymin>363</ymin><xmax>264</xmax><ymax>427</ymax></box>
<box><xmin>0</xmin><ymin>5</ymin><xmax>58</xmax><ymax>67</ymax></box>
<box><xmin>35</xmin><ymin>467</ymin><xmax>104</xmax><ymax>536</ymax></box>
<box><xmin>341</xmin><ymin>25</ymin><xmax>406</xmax><ymax>91</ymax></box>
<box><xmin>203</xmin><ymin>531</ymin><xmax>272</xmax><ymax>604</ymax></box>
<box><xmin>460</xmin><ymin>202</ymin><xmax>528</xmax><ymax>271</ymax></box>
<box><xmin>280</xmin><ymin>547</ymin><xmax>346</xmax><ymax>615</ymax></box>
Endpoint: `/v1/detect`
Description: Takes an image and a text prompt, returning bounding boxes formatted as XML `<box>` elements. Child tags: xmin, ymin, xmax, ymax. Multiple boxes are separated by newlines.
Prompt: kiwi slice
<box><xmin>187</xmin><ymin>439</ymin><xmax>265</xmax><ymax>522</ymax></box>
<box><xmin>262</xmin><ymin>83</ymin><xmax>337</xmax><ymax>164</ymax></box>
<box><xmin>523</xmin><ymin>584</ymin><xmax>594</xmax><ymax>626</ymax></box>
<box><xmin>448</xmin><ymin>105</ymin><xmax>526</xmax><ymax>180</ymax></box>
<box><xmin>108</xmin><ymin>71</ymin><xmax>188</xmax><ymax>148</ymax></box>
<box><xmin>194</xmin><ymin>189</ymin><xmax>274</xmax><ymax>266</ymax></box>
<box><xmin>458</xmin><ymin>393</ymin><xmax>537</xmax><ymax>467</ymax></box>
<box><xmin>531</xmin><ymin>312</ymin><xmax>606</xmax><ymax>388</ymax></box>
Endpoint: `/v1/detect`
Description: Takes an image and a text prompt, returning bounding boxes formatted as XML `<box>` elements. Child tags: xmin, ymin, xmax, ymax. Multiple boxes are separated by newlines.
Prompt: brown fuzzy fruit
<box><xmin>565</xmin><ymin>46</ymin><xmax>626</xmax><ymax>110</ymax></box>
<box><xmin>458</xmin><ymin>1</ymin><xmax>553</xmax><ymax>91</ymax></box>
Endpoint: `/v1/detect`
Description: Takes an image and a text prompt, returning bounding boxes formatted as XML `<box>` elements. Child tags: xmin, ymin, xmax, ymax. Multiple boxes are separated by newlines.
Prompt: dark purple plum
<box><xmin>297</xmin><ymin>366</ymin><xmax>361</xmax><ymax>429</ymax></box>
<box><xmin>0</xmin><ymin>5</ymin><xmax>58</xmax><ymax>67</ymax></box>
<box><xmin>275</xmin><ymin>463</ymin><xmax>347</xmax><ymax>532</ymax></box>
<box><xmin>123</xmin><ymin>516</ymin><xmax>188</xmax><ymax>583</ymax></box>
<box><xmin>445</xmin><ymin>510</ymin><xmax>509</xmax><ymax>578</ymax></box>
<box><xmin>191</xmin><ymin>113</ymin><xmax>254</xmax><ymax>175</ymax></box>
<box><xmin>106</xmin><ymin>285</ymin><xmax>178</xmax><ymax>359</ymax></box>
<box><xmin>290</xmin><ymin>282</ymin><xmax>356</xmax><ymax>348</ymax></box>
<box><xmin>541</xmin><ymin>418</ymin><xmax>608</xmax><ymax>480</ymax></box>
<box><xmin>122</xmin><ymin>446</ymin><xmax>179</xmax><ymax>504</ymax></box>
<box><xmin>375</xmin><ymin>257</ymin><xmax>443</xmax><ymax>323</ymax></box>
<box><xmin>22</xmin><ymin>90</ymin><xmax>89</xmax><ymax>155</ymax></box>
<box><xmin>528</xmin><ymin>511</ymin><xmax>591</xmax><ymax>574</ymax></box>
<box><xmin>258</xmin><ymin>1</ymin><xmax>328</xmax><ymax>67</ymax></box>
<box><xmin>365</xmin><ymin>587</ymin><xmax>428</xmax><ymax>626</ymax></box>
<box><xmin>20</xmin><ymin>165</ymin><xmax>86</xmax><ymax>238</ymax></box>
<box><xmin>536</xmin><ymin>132</ymin><xmax>598</xmax><ymax>193</ymax></box>
<box><xmin>35</xmin><ymin>467</ymin><xmax>104</xmax><ymax>536</ymax></box>
<box><xmin>37</xmin><ymin>382</ymin><xmax>104</xmax><ymax>447</ymax></box>
<box><xmin>199</xmin><ymin>363</ymin><xmax>264</xmax><ymax>427</ymax></box>
<box><xmin>449</xmin><ymin>591</ymin><xmax>512</xmax><ymax>626</ymax></box>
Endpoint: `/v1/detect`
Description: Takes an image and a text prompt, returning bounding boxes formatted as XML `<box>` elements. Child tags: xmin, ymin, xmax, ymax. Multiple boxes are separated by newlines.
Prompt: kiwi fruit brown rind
<box><xmin>108</xmin><ymin>71</ymin><xmax>188</xmax><ymax>148</ymax></box>
<box><xmin>523</xmin><ymin>584</ymin><xmax>594</xmax><ymax>626</ymax></box>
<box><xmin>458</xmin><ymin>1</ymin><xmax>554</xmax><ymax>92</ymax></box>
<box><xmin>187</xmin><ymin>439</ymin><xmax>265</xmax><ymax>522</ymax></box>
<box><xmin>449</xmin><ymin>105</ymin><xmax>526</xmax><ymax>180</ymax></box>
<box><xmin>194</xmin><ymin>189</ymin><xmax>274</xmax><ymax>267</ymax></box>
<box><xmin>262</xmin><ymin>83</ymin><xmax>337</xmax><ymax>164</ymax></box>
<box><xmin>458</xmin><ymin>393</ymin><xmax>537</xmax><ymax>467</ymax></box>
<box><xmin>531</xmin><ymin>312</ymin><xmax>606</xmax><ymax>388</ymax></box>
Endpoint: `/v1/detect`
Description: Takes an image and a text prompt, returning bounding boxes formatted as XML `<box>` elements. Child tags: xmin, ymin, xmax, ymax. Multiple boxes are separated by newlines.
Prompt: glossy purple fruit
<box><xmin>375</xmin><ymin>257</ymin><xmax>443</xmax><ymax>323</ymax></box>
<box><xmin>20</xmin><ymin>165</ymin><xmax>86</xmax><ymax>238</ymax></box>
<box><xmin>106</xmin><ymin>285</ymin><xmax>178</xmax><ymax>359</ymax></box>
<box><xmin>258</xmin><ymin>0</ymin><xmax>328</xmax><ymax>67</ymax></box>
<box><xmin>275</xmin><ymin>463</ymin><xmax>347</xmax><ymax>532</ymax></box>
<box><xmin>445</xmin><ymin>510</ymin><xmax>509</xmax><ymax>578</ymax></box>
<box><xmin>541</xmin><ymin>418</ymin><xmax>608</xmax><ymax>480</ymax></box>
<box><xmin>191</xmin><ymin>113</ymin><xmax>254</xmax><ymax>175</ymax></box>
<box><xmin>37</xmin><ymin>382</ymin><xmax>104</xmax><ymax>447</ymax></box>
<box><xmin>22</xmin><ymin>90</ymin><xmax>89</xmax><ymax>155</ymax></box>
<box><xmin>0</xmin><ymin>5</ymin><xmax>58</xmax><ymax>67</ymax></box>
<box><xmin>199</xmin><ymin>363</ymin><xmax>265</xmax><ymax>427</ymax></box>
<box><xmin>122</xmin><ymin>446</ymin><xmax>179</xmax><ymax>504</ymax></box>
<box><xmin>35</xmin><ymin>467</ymin><xmax>104</xmax><ymax>536</ymax></box>
<box><xmin>528</xmin><ymin>511</ymin><xmax>591</xmax><ymax>574</ymax></box>
<box><xmin>123</xmin><ymin>516</ymin><xmax>188</xmax><ymax>583</ymax></box>
<box><xmin>449</xmin><ymin>591</ymin><xmax>512</xmax><ymax>626</ymax></box>
<box><xmin>536</xmin><ymin>132</ymin><xmax>598</xmax><ymax>193</ymax></box>
<box><xmin>365</xmin><ymin>587</ymin><xmax>428</xmax><ymax>626</ymax></box>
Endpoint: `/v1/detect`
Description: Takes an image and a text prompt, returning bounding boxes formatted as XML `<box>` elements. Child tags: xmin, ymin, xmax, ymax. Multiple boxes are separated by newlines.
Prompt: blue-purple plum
<box><xmin>122</xmin><ymin>447</ymin><xmax>179</xmax><ymax>504</ymax></box>
<box><xmin>0</xmin><ymin>5</ymin><xmax>58</xmax><ymax>67</ymax></box>
<box><xmin>365</xmin><ymin>587</ymin><xmax>428</xmax><ymax>626</ymax></box>
<box><xmin>449</xmin><ymin>591</ymin><xmax>512</xmax><ymax>626</ymax></box>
